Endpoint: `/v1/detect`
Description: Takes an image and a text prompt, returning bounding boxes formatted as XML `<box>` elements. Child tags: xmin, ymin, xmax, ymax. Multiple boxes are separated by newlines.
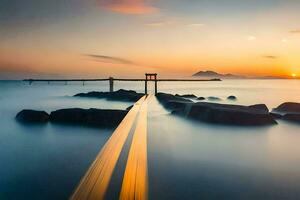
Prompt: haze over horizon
<box><xmin>0</xmin><ymin>0</ymin><xmax>300</xmax><ymax>79</ymax></box>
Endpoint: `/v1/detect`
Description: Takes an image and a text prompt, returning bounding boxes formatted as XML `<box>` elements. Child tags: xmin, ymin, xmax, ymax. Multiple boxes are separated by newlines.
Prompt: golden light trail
<box><xmin>70</xmin><ymin>96</ymin><xmax>146</xmax><ymax>200</ymax></box>
<box><xmin>119</xmin><ymin>95</ymin><xmax>149</xmax><ymax>200</ymax></box>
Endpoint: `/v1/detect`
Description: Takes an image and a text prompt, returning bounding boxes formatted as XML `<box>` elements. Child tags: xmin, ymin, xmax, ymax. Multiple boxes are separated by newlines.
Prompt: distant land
<box><xmin>192</xmin><ymin>70</ymin><xmax>294</xmax><ymax>79</ymax></box>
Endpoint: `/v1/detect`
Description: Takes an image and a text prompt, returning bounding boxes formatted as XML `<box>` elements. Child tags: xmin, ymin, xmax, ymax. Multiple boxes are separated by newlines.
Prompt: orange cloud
<box><xmin>99</xmin><ymin>0</ymin><xmax>157</xmax><ymax>14</ymax></box>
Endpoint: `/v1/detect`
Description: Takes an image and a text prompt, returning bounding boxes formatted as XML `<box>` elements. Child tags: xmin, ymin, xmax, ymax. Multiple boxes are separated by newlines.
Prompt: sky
<box><xmin>0</xmin><ymin>0</ymin><xmax>300</xmax><ymax>79</ymax></box>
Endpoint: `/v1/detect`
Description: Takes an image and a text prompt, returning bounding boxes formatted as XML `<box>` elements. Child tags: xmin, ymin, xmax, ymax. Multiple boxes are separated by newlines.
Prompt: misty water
<box><xmin>1</xmin><ymin>80</ymin><xmax>300</xmax><ymax>199</ymax></box>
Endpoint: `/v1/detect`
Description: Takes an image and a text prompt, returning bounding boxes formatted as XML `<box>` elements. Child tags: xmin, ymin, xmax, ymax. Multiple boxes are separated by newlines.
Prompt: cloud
<box><xmin>98</xmin><ymin>0</ymin><xmax>157</xmax><ymax>14</ymax></box>
<box><xmin>290</xmin><ymin>29</ymin><xmax>300</xmax><ymax>34</ymax></box>
<box><xmin>85</xmin><ymin>54</ymin><xmax>137</xmax><ymax>65</ymax></box>
<box><xmin>262</xmin><ymin>55</ymin><xmax>278</xmax><ymax>59</ymax></box>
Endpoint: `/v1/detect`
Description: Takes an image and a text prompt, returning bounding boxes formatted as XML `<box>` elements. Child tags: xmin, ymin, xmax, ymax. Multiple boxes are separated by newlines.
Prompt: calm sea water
<box><xmin>0</xmin><ymin>79</ymin><xmax>300</xmax><ymax>199</ymax></box>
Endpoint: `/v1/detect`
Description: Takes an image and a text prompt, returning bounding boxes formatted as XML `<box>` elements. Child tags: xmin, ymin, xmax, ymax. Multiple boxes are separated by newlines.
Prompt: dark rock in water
<box><xmin>16</xmin><ymin>110</ymin><xmax>49</xmax><ymax>123</ymax></box>
<box><xmin>282</xmin><ymin>114</ymin><xmax>300</xmax><ymax>123</ymax></box>
<box><xmin>186</xmin><ymin>102</ymin><xmax>276</xmax><ymax>126</ymax></box>
<box><xmin>273</xmin><ymin>102</ymin><xmax>300</xmax><ymax>114</ymax></box>
<box><xmin>157</xmin><ymin>92</ymin><xmax>276</xmax><ymax>126</ymax></box>
<box><xmin>175</xmin><ymin>94</ymin><xmax>197</xmax><ymax>99</ymax></box>
<box><xmin>270</xmin><ymin>112</ymin><xmax>282</xmax><ymax>119</ymax></box>
<box><xmin>74</xmin><ymin>89</ymin><xmax>144</xmax><ymax>102</ymax></box>
<box><xmin>207</xmin><ymin>96</ymin><xmax>221</xmax><ymax>101</ymax></box>
<box><xmin>227</xmin><ymin>95</ymin><xmax>237</xmax><ymax>100</ymax></box>
<box><xmin>156</xmin><ymin>93</ymin><xmax>193</xmax><ymax>109</ymax></box>
<box><xmin>248</xmin><ymin>104</ymin><xmax>269</xmax><ymax>114</ymax></box>
<box><xmin>50</xmin><ymin>108</ymin><xmax>127</xmax><ymax>128</ymax></box>
<box><xmin>197</xmin><ymin>97</ymin><xmax>206</xmax><ymax>101</ymax></box>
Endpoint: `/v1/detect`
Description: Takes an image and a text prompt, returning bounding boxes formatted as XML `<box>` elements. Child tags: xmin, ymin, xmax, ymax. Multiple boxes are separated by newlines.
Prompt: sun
<box><xmin>291</xmin><ymin>73</ymin><xmax>297</xmax><ymax>78</ymax></box>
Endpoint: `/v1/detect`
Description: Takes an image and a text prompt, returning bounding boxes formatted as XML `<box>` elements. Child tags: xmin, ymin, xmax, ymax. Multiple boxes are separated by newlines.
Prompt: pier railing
<box><xmin>24</xmin><ymin>74</ymin><xmax>221</xmax><ymax>95</ymax></box>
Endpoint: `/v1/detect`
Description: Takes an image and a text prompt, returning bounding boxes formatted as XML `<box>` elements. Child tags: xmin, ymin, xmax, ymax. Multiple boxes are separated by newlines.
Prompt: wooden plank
<box><xmin>70</xmin><ymin>96</ymin><xmax>146</xmax><ymax>200</ymax></box>
<box><xmin>119</xmin><ymin>95</ymin><xmax>150</xmax><ymax>200</ymax></box>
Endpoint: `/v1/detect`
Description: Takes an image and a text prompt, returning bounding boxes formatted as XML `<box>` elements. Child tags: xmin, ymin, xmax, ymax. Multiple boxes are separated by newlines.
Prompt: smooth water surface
<box><xmin>0</xmin><ymin>79</ymin><xmax>300</xmax><ymax>199</ymax></box>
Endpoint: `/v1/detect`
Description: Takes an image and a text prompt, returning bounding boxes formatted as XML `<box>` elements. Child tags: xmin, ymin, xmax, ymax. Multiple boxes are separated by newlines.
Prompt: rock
<box><xmin>273</xmin><ymin>102</ymin><xmax>300</xmax><ymax>114</ymax></box>
<box><xmin>175</xmin><ymin>94</ymin><xmax>197</xmax><ymax>99</ymax></box>
<box><xmin>227</xmin><ymin>95</ymin><xmax>237</xmax><ymax>100</ymax></box>
<box><xmin>282</xmin><ymin>114</ymin><xmax>300</xmax><ymax>123</ymax></box>
<box><xmin>156</xmin><ymin>93</ymin><xmax>193</xmax><ymax>109</ymax></box>
<box><xmin>75</xmin><ymin>89</ymin><xmax>144</xmax><ymax>102</ymax></box>
<box><xmin>16</xmin><ymin>110</ymin><xmax>49</xmax><ymax>123</ymax></box>
<box><xmin>186</xmin><ymin>102</ymin><xmax>277</xmax><ymax>126</ymax></box>
<box><xmin>197</xmin><ymin>97</ymin><xmax>206</xmax><ymax>100</ymax></box>
<box><xmin>270</xmin><ymin>112</ymin><xmax>282</xmax><ymax>119</ymax></box>
<box><xmin>49</xmin><ymin>108</ymin><xmax>128</xmax><ymax>128</ymax></box>
<box><xmin>248</xmin><ymin>104</ymin><xmax>269</xmax><ymax>114</ymax></box>
<box><xmin>207</xmin><ymin>96</ymin><xmax>221</xmax><ymax>101</ymax></box>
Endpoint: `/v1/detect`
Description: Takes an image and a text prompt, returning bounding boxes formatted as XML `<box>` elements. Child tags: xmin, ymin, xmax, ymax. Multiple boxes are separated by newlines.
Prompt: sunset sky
<box><xmin>0</xmin><ymin>0</ymin><xmax>300</xmax><ymax>79</ymax></box>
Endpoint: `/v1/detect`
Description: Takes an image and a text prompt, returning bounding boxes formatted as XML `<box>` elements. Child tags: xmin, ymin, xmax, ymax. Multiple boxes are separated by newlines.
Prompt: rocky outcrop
<box><xmin>16</xmin><ymin>110</ymin><xmax>49</xmax><ymax>123</ymax></box>
<box><xmin>273</xmin><ymin>102</ymin><xmax>300</xmax><ymax>114</ymax></box>
<box><xmin>187</xmin><ymin>102</ymin><xmax>276</xmax><ymax>126</ymax></box>
<box><xmin>16</xmin><ymin>108</ymin><xmax>128</xmax><ymax>128</ymax></box>
<box><xmin>156</xmin><ymin>92</ymin><xmax>277</xmax><ymax>126</ymax></box>
<box><xmin>273</xmin><ymin>102</ymin><xmax>300</xmax><ymax>124</ymax></box>
<box><xmin>49</xmin><ymin>108</ymin><xmax>127</xmax><ymax>128</ymax></box>
<box><xmin>74</xmin><ymin>89</ymin><xmax>144</xmax><ymax>102</ymax></box>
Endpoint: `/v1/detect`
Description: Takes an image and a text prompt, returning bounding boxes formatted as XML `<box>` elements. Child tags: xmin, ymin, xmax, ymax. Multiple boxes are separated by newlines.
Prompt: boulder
<box><xmin>50</xmin><ymin>108</ymin><xmax>128</xmax><ymax>128</ymax></box>
<box><xmin>227</xmin><ymin>95</ymin><xmax>237</xmax><ymax>100</ymax></box>
<box><xmin>75</xmin><ymin>89</ymin><xmax>144</xmax><ymax>102</ymax></box>
<box><xmin>273</xmin><ymin>102</ymin><xmax>300</xmax><ymax>114</ymax></box>
<box><xmin>16</xmin><ymin>110</ymin><xmax>49</xmax><ymax>123</ymax></box>
<box><xmin>187</xmin><ymin>102</ymin><xmax>276</xmax><ymax>126</ymax></box>
<box><xmin>197</xmin><ymin>97</ymin><xmax>206</xmax><ymax>101</ymax></box>
<box><xmin>282</xmin><ymin>114</ymin><xmax>300</xmax><ymax>123</ymax></box>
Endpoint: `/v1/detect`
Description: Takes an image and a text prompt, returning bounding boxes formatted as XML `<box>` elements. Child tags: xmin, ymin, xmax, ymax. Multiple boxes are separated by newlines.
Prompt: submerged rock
<box><xmin>74</xmin><ymin>89</ymin><xmax>144</xmax><ymax>102</ymax></box>
<box><xmin>49</xmin><ymin>108</ymin><xmax>127</xmax><ymax>128</ymax></box>
<box><xmin>207</xmin><ymin>96</ymin><xmax>221</xmax><ymax>101</ymax></box>
<box><xmin>16</xmin><ymin>110</ymin><xmax>50</xmax><ymax>123</ymax></box>
<box><xmin>175</xmin><ymin>94</ymin><xmax>198</xmax><ymax>99</ymax></box>
<box><xmin>270</xmin><ymin>112</ymin><xmax>282</xmax><ymax>119</ymax></box>
<box><xmin>273</xmin><ymin>102</ymin><xmax>300</xmax><ymax>114</ymax></box>
<box><xmin>156</xmin><ymin>93</ymin><xmax>193</xmax><ymax>109</ymax></box>
<box><xmin>227</xmin><ymin>95</ymin><xmax>237</xmax><ymax>100</ymax></box>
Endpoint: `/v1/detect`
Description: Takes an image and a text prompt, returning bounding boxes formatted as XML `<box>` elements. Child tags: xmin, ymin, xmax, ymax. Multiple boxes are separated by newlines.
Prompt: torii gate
<box><xmin>145</xmin><ymin>73</ymin><xmax>157</xmax><ymax>95</ymax></box>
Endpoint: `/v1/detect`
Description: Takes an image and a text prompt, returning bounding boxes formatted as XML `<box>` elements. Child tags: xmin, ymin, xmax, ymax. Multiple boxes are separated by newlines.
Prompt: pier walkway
<box><xmin>71</xmin><ymin>95</ymin><xmax>150</xmax><ymax>200</ymax></box>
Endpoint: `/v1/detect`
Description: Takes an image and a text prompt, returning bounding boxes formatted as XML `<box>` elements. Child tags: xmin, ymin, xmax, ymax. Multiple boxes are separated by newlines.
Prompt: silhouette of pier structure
<box><xmin>24</xmin><ymin>73</ymin><xmax>221</xmax><ymax>94</ymax></box>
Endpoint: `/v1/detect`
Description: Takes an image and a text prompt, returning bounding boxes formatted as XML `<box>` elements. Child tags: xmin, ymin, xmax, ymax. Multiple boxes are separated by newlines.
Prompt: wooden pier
<box><xmin>24</xmin><ymin>74</ymin><xmax>221</xmax><ymax>95</ymax></box>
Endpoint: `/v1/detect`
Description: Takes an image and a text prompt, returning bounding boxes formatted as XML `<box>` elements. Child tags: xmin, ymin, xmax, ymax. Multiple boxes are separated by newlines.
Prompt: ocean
<box><xmin>0</xmin><ymin>79</ymin><xmax>300</xmax><ymax>199</ymax></box>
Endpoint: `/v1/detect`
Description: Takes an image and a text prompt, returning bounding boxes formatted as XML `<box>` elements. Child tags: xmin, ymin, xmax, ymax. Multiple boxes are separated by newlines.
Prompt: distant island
<box><xmin>192</xmin><ymin>70</ymin><xmax>294</xmax><ymax>79</ymax></box>
<box><xmin>192</xmin><ymin>71</ymin><xmax>245</xmax><ymax>79</ymax></box>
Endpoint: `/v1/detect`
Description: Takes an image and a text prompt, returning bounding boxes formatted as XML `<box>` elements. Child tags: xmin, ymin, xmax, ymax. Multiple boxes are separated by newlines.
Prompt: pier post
<box><xmin>145</xmin><ymin>80</ymin><xmax>148</xmax><ymax>95</ymax></box>
<box><xmin>109</xmin><ymin>77</ymin><xmax>114</xmax><ymax>93</ymax></box>
<box><xmin>154</xmin><ymin>75</ymin><xmax>158</xmax><ymax>95</ymax></box>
